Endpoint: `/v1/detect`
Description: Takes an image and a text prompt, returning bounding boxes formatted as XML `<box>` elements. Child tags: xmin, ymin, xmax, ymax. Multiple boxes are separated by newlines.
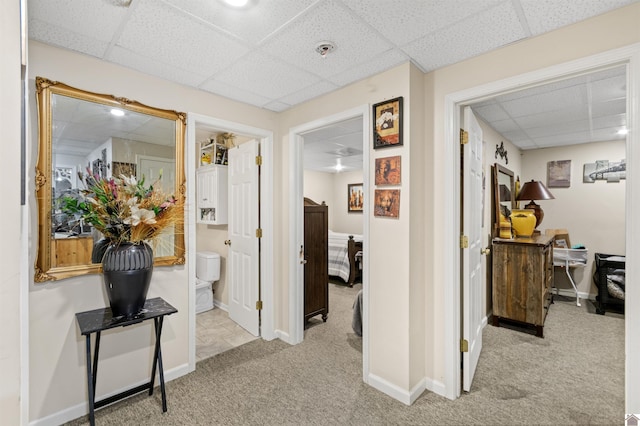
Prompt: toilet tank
<box><xmin>196</xmin><ymin>251</ymin><xmax>220</xmax><ymax>282</ymax></box>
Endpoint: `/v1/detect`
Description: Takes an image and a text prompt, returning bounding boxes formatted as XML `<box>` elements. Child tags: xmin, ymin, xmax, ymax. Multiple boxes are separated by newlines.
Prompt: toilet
<box><xmin>196</xmin><ymin>251</ymin><xmax>220</xmax><ymax>314</ymax></box>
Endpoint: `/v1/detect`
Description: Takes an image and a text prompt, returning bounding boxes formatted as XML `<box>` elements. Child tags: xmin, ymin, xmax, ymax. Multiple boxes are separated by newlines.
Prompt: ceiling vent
<box><xmin>315</xmin><ymin>41</ymin><xmax>336</xmax><ymax>58</ymax></box>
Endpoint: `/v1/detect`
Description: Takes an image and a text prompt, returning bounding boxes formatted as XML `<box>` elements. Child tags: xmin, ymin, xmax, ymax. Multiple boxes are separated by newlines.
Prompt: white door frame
<box><xmin>288</xmin><ymin>104</ymin><xmax>370</xmax><ymax>380</ymax></box>
<box><xmin>186</xmin><ymin>112</ymin><xmax>275</xmax><ymax>371</ymax></box>
<box><xmin>443</xmin><ymin>43</ymin><xmax>640</xmax><ymax>408</ymax></box>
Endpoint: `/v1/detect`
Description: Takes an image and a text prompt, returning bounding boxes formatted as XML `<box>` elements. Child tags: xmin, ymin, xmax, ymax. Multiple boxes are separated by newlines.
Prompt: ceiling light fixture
<box><xmin>334</xmin><ymin>160</ymin><xmax>344</xmax><ymax>172</ymax></box>
<box><xmin>110</xmin><ymin>108</ymin><xmax>125</xmax><ymax>117</ymax></box>
<box><xmin>315</xmin><ymin>41</ymin><xmax>336</xmax><ymax>59</ymax></box>
<box><xmin>618</xmin><ymin>128</ymin><xmax>629</xmax><ymax>135</ymax></box>
<box><xmin>221</xmin><ymin>0</ymin><xmax>255</xmax><ymax>8</ymax></box>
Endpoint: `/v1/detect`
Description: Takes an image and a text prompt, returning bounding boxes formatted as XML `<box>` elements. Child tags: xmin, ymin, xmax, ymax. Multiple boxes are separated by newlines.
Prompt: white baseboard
<box><xmin>274</xmin><ymin>329</ymin><xmax>293</xmax><ymax>344</ymax></box>
<box><xmin>367</xmin><ymin>372</ymin><xmax>427</xmax><ymax>406</ymax></box>
<box><xmin>552</xmin><ymin>287</ymin><xmax>595</xmax><ymax>301</ymax></box>
<box><xmin>29</xmin><ymin>363</ymin><xmax>190</xmax><ymax>426</ymax></box>
<box><xmin>213</xmin><ymin>299</ymin><xmax>228</xmax><ymax>311</ymax></box>
<box><xmin>424</xmin><ymin>377</ymin><xmax>447</xmax><ymax>398</ymax></box>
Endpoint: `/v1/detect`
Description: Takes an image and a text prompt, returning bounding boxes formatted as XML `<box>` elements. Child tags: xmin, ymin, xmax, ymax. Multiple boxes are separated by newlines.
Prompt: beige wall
<box><xmin>1</xmin><ymin>0</ymin><xmax>24</xmax><ymax>423</ymax></box>
<box><xmin>522</xmin><ymin>140</ymin><xmax>626</xmax><ymax>296</ymax></box>
<box><xmin>425</xmin><ymin>3</ymin><xmax>640</xmax><ymax>388</ymax></box>
<box><xmin>28</xmin><ymin>41</ymin><xmax>277</xmax><ymax>422</ymax></box>
<box><xmin>303</xmin><ymin>169</ymin><xmax>364</xmax><ymax>234</ymax></box>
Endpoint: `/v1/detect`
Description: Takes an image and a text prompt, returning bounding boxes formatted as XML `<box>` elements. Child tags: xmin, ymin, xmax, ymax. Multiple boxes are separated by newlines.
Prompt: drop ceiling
<box><xmin>29</xmin><ymin>0</ymin><xmax>634</xmax><ymax>171</ymax></box>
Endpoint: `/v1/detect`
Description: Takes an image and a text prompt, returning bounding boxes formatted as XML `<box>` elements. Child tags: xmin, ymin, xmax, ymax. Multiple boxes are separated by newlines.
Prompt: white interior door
<box><xmin>462</xmin><ymin>106</ymin><xmax>484</xmax><ymax>392</ymax></box>
<box><xmin>138</xmin><ymin>155</ymin><xmax>175</xmax><ymax>257</ymax></box>
<box><xmin>228</xmin><ymin>140</ymin><xmax>260</xmax><ymax>336</ymax></box>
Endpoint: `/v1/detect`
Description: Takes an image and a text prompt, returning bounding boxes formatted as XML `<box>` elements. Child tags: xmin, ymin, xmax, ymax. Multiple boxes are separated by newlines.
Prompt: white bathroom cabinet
<box><xmin>196</xmin><ymin>164</ymin><xmax>228</xmax><ymax>225</ymax></box>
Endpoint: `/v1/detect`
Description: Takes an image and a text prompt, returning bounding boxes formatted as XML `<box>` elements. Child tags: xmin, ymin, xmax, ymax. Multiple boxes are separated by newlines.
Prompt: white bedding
<box><xmin>328</xmin><ymin>230</ymin><xmax>363</xmax><ymax>282</ymax></box>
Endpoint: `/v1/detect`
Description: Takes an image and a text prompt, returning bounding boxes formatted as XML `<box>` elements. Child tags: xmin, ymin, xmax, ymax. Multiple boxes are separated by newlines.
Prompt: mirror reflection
<box><xmin>36</xmin><ymin>77</ymin><xmax>186</xmax><ymax>282</ymax></box>
<box><xmin>493</xmin><ymin>164</ymin><xmax>515</xmax><ymax>236</ymax></box>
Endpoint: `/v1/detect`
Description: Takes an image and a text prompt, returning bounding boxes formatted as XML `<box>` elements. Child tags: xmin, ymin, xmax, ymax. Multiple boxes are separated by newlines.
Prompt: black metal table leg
<box><xmin>151</xmin><ymin>317</ymin><xmax>168</xmax><ymax>412</ymax></box>
<box><xmin>85</xmin><ymin>334</ymin><xmax>95</xmax><ymax>426</ymax></box>
<box><xmin>92</xmin><ymin>331</ymin><xmax>101</xmax><ymax>396</ymax></box>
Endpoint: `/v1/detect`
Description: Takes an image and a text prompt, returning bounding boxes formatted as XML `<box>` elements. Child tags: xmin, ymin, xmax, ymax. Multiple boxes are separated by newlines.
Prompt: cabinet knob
<box><xmin>224</xmin><ymin>239</ymin><xmax>231</xmax><ymax>246</ymax></box>
<box><xmin>481</xmin><ymin>247</ymin><xmax>491</xmax><ymax>255</ymax></box>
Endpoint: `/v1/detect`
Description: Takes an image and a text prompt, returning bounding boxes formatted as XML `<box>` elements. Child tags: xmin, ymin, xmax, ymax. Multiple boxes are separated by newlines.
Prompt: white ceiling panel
<box><xmin>162</xmin><ymin>0</ymin><xmax>317</xmax><ymax>44</ymax></box>
<box><xmin>214</xmin><ymin>51</ymin><xmax>320</xmax><ymax>101</ymax></box>
<box><xmin>404</xmin><ymin>1</ymin><xmax>525</xmax><ymax>72</ymax></box>
<box><xmin>341</xmin><ymin>0</ymin><xmax>503</xmax><ymax>46</ymax></box>
<box><xmin>28</xmin><ymin>0</ymin><xmax>636</xmax><ymax>165</ymax></box>
<box><xmin>519</xmin><ymin>0</ymin><xmax>638</xmax><ymax>36</ymax></box>
<box><xmin>261</xmin><ymin>1</ymin><xmax>393</xmax><ymax>78</ymax></box>
<box><xmin>115</xmin><ymin>0</ymin><xmax>250</xmax><ymax>75</ymax></box>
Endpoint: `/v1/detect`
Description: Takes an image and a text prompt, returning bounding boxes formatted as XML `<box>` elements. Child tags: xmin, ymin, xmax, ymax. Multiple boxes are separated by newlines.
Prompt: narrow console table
<box><xmin>75</xmin><ymin>297</ymin><xmax>177</xmax><ymax>425</ymax></box>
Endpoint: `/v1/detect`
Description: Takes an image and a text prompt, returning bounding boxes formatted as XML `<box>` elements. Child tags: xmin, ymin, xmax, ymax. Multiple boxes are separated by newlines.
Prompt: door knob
<box><xmin>481</xmin><ymin>247</ymin><xmax>491</xmax><ymax>255</ymax></box>
<box><xmin>224</xmin><ymin>240</ymin><xmax>231</xmax><ymax>246</ymax></box>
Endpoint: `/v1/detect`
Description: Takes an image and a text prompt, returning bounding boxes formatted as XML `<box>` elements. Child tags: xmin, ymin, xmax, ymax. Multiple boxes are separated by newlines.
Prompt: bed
<box><xmin>328</xmin><ymin>230</ymin><xmax>363</xmax><ymax>287</ymax></box>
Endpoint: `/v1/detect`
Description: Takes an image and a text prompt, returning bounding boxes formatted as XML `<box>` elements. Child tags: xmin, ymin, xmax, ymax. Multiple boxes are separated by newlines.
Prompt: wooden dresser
<box><xmin>491</xmin><ymin>234</ymin><xmax>554</xmax><ymax>337</ymax></box>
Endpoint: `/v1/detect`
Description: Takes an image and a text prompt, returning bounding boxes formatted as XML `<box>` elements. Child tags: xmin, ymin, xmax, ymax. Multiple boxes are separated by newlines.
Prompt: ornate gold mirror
<box><xmin>35</xmin><ymin>77</ymin><xmax>186</xmax><ymax>282</ymax></box>
<box><xmin>492</xmin><ymin>164</ymin><xmax>515</xmax><ymax>237</ymax></box>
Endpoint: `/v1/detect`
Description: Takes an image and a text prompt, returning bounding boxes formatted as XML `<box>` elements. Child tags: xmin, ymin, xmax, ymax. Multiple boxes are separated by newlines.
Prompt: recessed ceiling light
<box><xmin>110</xmin><ymin>108</ymin><xmax>125</xmax><ymax>117</ymax></box>
<box><xmin>618</xmin><ymin>128</ymin><xmax>629</xmax><ymax>135</ymax></box>
<box><xmin>221</xmin><ymin>0</ymin><xmax>255</xmax><ymax>8</ymax></box>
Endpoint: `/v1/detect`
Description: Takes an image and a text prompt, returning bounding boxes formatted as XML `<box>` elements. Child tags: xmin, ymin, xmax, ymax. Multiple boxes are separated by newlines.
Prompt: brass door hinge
<box><xmin>460</xmin><ymin>235</ymin><xmax>469</xmax><ymax>248</ymax></box>
<box><xmin>256</xmin><ymin>228</ymin><xmax>263</xmax><ymax>238</ymax></box>
<box><xmin>460</xmin><ymin>339</ymin><xmax>469</xmax><ymax>352</ymax></box>
<box><xmin>460</xmin><ymin>129</ymin><xmax>468</xmax><ymax>145</ymax></box>
<box><xmin>255</xmin><ymin>155</ymin><xmax>262</xmax><ymax>166</ymax></box>
<box><xmin>256</xmin><ymin>300</ymin><xmax>263</xmax><ymax>310</ymax></box>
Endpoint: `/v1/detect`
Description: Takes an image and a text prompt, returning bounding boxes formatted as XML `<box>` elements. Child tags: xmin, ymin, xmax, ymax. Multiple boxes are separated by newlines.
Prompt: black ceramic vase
<box><xmin>102</xmin><ymin>242</ymin><xmax>154</xmax><ymax>318</ymax></box>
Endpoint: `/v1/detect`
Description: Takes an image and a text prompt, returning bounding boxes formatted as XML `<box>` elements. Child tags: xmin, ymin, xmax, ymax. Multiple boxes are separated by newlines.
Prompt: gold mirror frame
<box><xmin>492</xmin><ymin>163</ymin><xmax>515</xmax><ymax>237</ymax></box>
<box><xmin>34</xmin><ymin>77</ymin><xmax>186</xmax><ymax>282</ymax></box>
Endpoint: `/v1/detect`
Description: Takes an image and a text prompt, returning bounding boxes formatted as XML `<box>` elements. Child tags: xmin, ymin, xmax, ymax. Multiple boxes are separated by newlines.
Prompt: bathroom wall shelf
<box><xmin>196</xmin><ymin>164</ymin><xmax>228</xmax><ymax>225</ymax></box>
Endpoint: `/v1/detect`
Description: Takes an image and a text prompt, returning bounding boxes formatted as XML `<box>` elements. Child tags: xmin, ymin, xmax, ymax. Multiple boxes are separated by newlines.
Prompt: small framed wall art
<box><xmin>547</xmin><ymin>160</ymin><xmax>571</xmax><ymax>188</ymax></box>
<box><xmin>348</xmin><ymin>183</ymin><xmax>364</xmax><ymax>212</ymax></box>
<box><xmin>374</xmin><ymin>189</ymin><xmax>400</xmax><ymax>218</ymax></box>
<box><xmin>373</xmin><ymin>97</ymin><xmax>403</xmax><ymax>149</ymax></box>
<box><xmin>375</xmin><ymin>155</ymin><xmax>401</xmax><ymax>185</ymax></box>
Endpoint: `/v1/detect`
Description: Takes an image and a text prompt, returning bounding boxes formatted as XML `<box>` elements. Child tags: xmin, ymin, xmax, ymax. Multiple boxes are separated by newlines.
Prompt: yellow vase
<box><xmin>510</xmin><ymin>209</ymin><xmax>536</xmax><ymax>237</ymax></box>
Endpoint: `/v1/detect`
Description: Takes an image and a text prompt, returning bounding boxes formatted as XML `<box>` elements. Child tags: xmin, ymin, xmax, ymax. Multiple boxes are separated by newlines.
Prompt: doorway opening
<box><xmin>186</xmin><ymin>112</ymin><xmax>274</xmax><ymax>371</ymax></box>
<box><xmin>288</xmin><ymin>104</ymin><xmax>371</xmax><ymax>380</ymax></box>
<box><xmin>446</xmin><ymin>44</ymin><xmax>639</xmax><ymax>405</ymax></box>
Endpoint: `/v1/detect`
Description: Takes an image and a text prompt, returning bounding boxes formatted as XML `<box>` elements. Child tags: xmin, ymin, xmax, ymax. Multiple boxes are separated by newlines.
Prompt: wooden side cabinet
<box><xmin>303</xmin><ymin>198</ymin><xmax>328</xmax><ymax>323</ymax></box>
<box><xmin>491</xmin><ymin>234</ymin><xmax>554</xmax><ymax>337</ymax></box>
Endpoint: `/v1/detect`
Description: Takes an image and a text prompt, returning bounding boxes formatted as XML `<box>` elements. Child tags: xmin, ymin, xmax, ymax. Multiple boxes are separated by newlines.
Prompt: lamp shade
<box><xmin>516</xmin><ymin>180</ymin><xmax>555</xmax><ymax>201</ymax></box>
<box><xmin>515</xmin><ymin>180</ymin><xmax>554</xmax><ymax>229</ymax></box>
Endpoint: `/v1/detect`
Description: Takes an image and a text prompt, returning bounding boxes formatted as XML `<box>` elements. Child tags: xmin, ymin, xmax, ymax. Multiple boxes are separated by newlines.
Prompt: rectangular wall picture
<box><xmin>373</xmin><ymin>97</ymin><xmax>403</xmax><ymax>149</ymax></box>
<box><xmin>374</xmin><ymin>189</ymin><xmax>400</xmax><ymax>218</ymax></box>
<box><xmin>547</xmin><ymin>160</ymin><xmax>571</xmax><ymax>188</ymax></box>
<box><xmin>348</xmin><ymin>183</ymin><xmax>364</xmax><ymax>212</ymax></box>
<box><xmin>375</xmin><ymin>156</ymin><xmax>401</xmax><ymax>185</ymax></box>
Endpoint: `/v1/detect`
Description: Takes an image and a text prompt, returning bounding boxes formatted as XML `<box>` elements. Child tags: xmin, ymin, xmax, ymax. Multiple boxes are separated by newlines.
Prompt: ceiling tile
<box><xmin>277</xmin><ymin>81</ymin><xmax>340</xmax><ymax>106</ymax></box>
<box><xmin>214</xmin><ymin>51</ymin><xmax>320</xmax><ymax>100</ymax></box>
<box><xmin>326</xmin><ymin>49</ymin><xmax>409</xmax><ymax>87</ymax></box>
<box><xmin>472</xmin><ymin>102</ymin><xmax>510</xmax><ymax>122</ymax></box>
<box><xmin>590</xmin><ymin>76</ymin><xmax>627</xmax><ymax>103</ymax></box>
<box><xmin>115</xmin><ymin>0</ymin><xmax>249</xmax><ymax>75</ymax></box>
<box><xmin>199</xmin><ymin>79</ymin><xmax>272</xmax><ymax>109</ymax></box>
<box><xmin>592</xmin><ymin>113</ymin><xmax>627</xmax><ymax>129</ymax></box>
<box><xmin>591</xmin><ymin>98</ymin><xmax>627</xmax><ymax>117</ymax></box>
<box><xmin>520</xmin><ymin>0</ymin><xmax>637</xmax><ymax>35</ymax></box>
<box><xmin>163</xmin><ymin>0</ymin><xmax>317</xmax><ymax>44</ymax></box>
<box><xmin>29</xmin><ymin>19</ymin><xmax>110</xmax><ymax>58</ymax></box>
<box><xmin>500</xmin><ymin>86</ymin><xmax>587</xmax><ymax>117</ymax></box>
<box><xmin>29</xmin><ymin>0</ymin><xmax>129</xmax><ymax>43</ymax></box>
<box><xmin>341</xmin><ymin>0</ymin><xmax>503</xmax><ymax>46</ymax></box>
<box><xmin>109</xmin><ymin>46</ymin><xmax>208</xmax><ymax>88</ymax></box>
<box><xmin>263</xmin><ymin>101</ymin><xmax>292</xmax><ymax>112</ymax></box>
<box><xmin>403</xmin><ymin>1</ymin><xmax>525</xmax><ymax>71</ymax></box>
<box><xmin>261</xmin><ymin>0</ymin><xmax>393</xmax><ymax>78</ymax></box>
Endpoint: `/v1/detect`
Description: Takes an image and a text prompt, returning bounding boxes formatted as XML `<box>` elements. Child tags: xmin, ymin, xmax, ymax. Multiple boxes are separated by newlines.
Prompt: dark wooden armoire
<box><xmin>303</xmin><ymin>197</ymin><xmax>328</xmax><ymax>323</ymax></box>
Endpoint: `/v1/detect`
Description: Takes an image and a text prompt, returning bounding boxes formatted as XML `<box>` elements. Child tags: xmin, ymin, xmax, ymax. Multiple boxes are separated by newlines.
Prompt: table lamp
<box><xmin>516</xmin><ymin>180</ymin><xmax>555</xmax><ymax>230</ymax></box>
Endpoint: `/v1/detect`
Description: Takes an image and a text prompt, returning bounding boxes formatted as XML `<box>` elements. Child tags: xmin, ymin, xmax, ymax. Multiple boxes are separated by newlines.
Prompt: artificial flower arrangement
<box><xmin>61</xmin><ymin>169</ymin><xmax>183</xmax><ymax>245</ymax></box>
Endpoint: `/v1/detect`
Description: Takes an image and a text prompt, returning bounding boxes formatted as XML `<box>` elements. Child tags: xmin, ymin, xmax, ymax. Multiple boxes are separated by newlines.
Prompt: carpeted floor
<box><xmin>68</xmin><ymin>285</ymin><xmax>624</xmax><ymax>425</ymax></box>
